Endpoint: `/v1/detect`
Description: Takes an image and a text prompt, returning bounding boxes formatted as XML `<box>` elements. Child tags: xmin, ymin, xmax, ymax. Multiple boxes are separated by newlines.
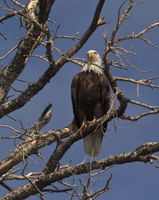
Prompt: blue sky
<box><xmin>0</xmin><ymin>0</ymin><xmax>159</xmax><ymax>199</ymax></box>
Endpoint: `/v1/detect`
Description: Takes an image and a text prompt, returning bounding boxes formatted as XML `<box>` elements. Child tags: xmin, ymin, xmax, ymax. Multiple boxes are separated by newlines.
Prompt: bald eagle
<box><xmin>71</xmin><ymin>50</ymin><xmax>110</xmax><ymax>157</ymax></box>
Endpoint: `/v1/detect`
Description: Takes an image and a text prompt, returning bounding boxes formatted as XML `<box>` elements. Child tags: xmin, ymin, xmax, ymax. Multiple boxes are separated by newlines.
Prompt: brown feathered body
<box><xmin>71</xmin><ymin>50</ymin><xmax>110</xmax><ymax>157</ymax></box>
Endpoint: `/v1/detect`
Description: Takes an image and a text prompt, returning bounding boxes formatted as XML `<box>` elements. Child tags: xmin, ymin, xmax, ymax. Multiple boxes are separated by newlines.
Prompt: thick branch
<box><xmin>38</xmin><ymin>0</ymin><xmax>56</xmax><ymax>24</ymax></box>
<box><xmin>0</xmin><ymin>100</ymin><xmax>120</xmax><ymax>178</ymax></box>
<box><xmin>0</xmin><ymin>0</ymin><xmax>56</xmax><ymax>104</ymax></box>
<box><xmin>0</xmin><ymin>123</ymin><xmax>75</xmax><ymax>177</ymax></box>
<box><xmin>2</xmin><ymin>142</ymin><xmax>159</xmax><ymax>200</ymax></box>
<box><xmin>0</xmin><ymin>26</ymin><xmax>44</xmax><ymax>103</ymax></box>
<box><xmin>0</xmin><ymin>0</ymin><xmax>106</xmax><ymax>118</ymax></box>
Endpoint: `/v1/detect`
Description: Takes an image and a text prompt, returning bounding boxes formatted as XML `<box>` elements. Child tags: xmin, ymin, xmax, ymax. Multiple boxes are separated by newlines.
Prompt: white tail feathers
<box><xmin>83</xmin><ymin>129</ymin><xmax>103</xmax><ymax>157</ymax></box>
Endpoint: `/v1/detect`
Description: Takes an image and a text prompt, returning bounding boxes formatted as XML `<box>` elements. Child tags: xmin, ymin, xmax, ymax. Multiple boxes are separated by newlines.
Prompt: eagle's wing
<box><xmin>71</xmin><ymin>73</ymin><xmax>81</xmax><ymax>128</ymax></box>
<box><xmin>84</xmin><ymin>74</ymin><xmax>110</xmax><ymax>157</ymax></box>
<box><xmin>100</xmin><ymin>74</ymin><xmax>110</xmax><ymax>131</ymax></box>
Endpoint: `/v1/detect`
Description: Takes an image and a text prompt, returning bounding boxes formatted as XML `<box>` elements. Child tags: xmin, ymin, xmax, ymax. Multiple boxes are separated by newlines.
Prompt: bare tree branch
<box><xmin>0</xmin><ymin>1</ymin><xmax>159</xmax><ymax>199</ymax></box>
<box><xmin>1</xmin><ymin>142</ymin><xmax>159</xmax><ymax>200</ymax></box>
<box><xmin>114</xmin><ymin>76</ymin><xmax>159</xmax><ymax>89</ymax></box>
<box><xmin>0</xmin><ymin>0</ymin><xmax>55</xmax><ymax>104</ymax></box>
<box><xmin>0</xmin><ymin>0</ymin><xmax>106</xmax><ymax>118</ymax></box>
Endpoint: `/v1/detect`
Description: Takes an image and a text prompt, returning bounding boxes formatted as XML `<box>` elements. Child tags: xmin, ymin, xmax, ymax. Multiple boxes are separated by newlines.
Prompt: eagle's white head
<box><xmin>82</xmin><ymin>50</ymin><xmax>103</xmax><ymax>75</ymax></box>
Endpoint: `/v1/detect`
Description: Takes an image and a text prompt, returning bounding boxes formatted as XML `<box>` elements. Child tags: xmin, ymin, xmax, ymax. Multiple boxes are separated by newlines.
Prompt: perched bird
<box><xmin>71</xmin><ymin>50</ymin><xmax>110</xmax><ymax>157</ymax></box>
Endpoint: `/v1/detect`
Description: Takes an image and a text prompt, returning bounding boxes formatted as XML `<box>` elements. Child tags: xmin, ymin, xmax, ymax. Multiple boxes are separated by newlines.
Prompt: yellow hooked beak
<box><xmin>87</xmin><ymin>52</ymin><xmax>97</xmax><ymax>60</ymax></box>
